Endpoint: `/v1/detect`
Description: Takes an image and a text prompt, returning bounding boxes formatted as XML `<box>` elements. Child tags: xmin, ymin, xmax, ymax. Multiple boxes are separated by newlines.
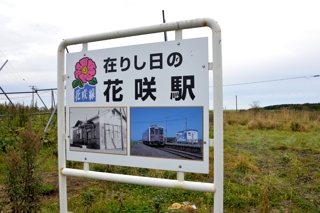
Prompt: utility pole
<box><xmin>185</xmin><ymin>118</ymin><xmax>188</xmax><ymax>130</ymax></box>
<box><xmin>164</xmin><ymin>116</ymin><xmax>168</xmax><ymax>143</ymax></box>
<box><xmin>0</xmin><ymin>60</ymin><xmax>8</xmax><ymax>71</ymax></box>
<box><xmin>236</xmin><ymin>95</ymin><xmax>238</xmax><ymax>111</ymax></box>
<box><xmin>30</xmin><ymin>85</ymin><xmax>36</xmax><ymax>107</ymax></box>
<box><xmin>36</xmin><ymin>91</ymin><xmax>48</xmax><ymax>110</ymax></box>
<box><xmin>162</xmin><ymin>10</ymin><xmax>167</xmax><ymax>42</ymax></box>
<box><xmin>0</xmin><ymin>60</ymin><xmax>14</xmax><ymax>105</ymax></box>
<box><xmin>51</xmin><ymin>89</ymin><xmax>55</xmax><ymax>109</ymax></box>
<box><xmin>0</xmin><ymin>87</ymin><xmax>13</xmax><ymax>105</ymax></box>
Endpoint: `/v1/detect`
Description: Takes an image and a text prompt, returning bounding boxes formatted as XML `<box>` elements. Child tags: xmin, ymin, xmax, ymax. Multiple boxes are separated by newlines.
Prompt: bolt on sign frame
<box><xmin>57</xmin><ymin>18</ymin><xmax>223</xmax><ymax>213</ymax></box>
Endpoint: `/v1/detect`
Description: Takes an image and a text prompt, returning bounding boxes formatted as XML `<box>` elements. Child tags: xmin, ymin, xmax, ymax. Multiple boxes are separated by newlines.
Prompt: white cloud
<box><xmin>0</xmin><ymin>0</ymin><xmax>319</xmax><ymax>108</ymax></box>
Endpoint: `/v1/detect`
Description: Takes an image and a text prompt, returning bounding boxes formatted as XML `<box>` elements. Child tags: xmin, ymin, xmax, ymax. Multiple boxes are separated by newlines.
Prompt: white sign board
<box><xmin>66</xmin><ymin>37</ymin><xmax>209</xmax><ymax>173</ymax></box>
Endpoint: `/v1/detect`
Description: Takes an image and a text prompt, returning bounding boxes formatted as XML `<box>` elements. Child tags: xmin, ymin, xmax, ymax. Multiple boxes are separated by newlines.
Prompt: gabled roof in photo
<box><xmin>72</xmin><ymin>120</ymin><xmax>94</xmax><ymax>128</ymax></box>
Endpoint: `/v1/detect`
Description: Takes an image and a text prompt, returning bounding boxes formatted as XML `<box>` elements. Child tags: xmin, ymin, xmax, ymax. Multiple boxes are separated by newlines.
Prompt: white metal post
<box><xmin>212</xmin><ymin>24</ymin><xmax>223</xmax><ymax>213</ymax></box>
<box><xmin>58</xmin><ymin>41</ymin><xmax>67</xmax><ymax>213</ymax></box>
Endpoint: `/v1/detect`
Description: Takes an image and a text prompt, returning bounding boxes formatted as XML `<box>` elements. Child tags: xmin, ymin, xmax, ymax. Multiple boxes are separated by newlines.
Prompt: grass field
<box><xmin>0</xmin><ymin>105</ymin><xmax>319</xmax><ymax>212</ymax></box>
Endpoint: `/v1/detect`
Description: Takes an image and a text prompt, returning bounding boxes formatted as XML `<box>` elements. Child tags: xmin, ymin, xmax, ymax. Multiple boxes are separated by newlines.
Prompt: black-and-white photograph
<box><xmin>69</xmin><ymin>107</ymin><xmax>127</xmax><ymax>155</ymax></box>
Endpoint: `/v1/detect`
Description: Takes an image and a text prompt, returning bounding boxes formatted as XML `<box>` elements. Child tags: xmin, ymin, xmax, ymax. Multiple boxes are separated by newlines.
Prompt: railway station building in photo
<box><xmin>70</xmin><ymin>107</ymin><xmax>127</xmax><ymax>153</ymax></box>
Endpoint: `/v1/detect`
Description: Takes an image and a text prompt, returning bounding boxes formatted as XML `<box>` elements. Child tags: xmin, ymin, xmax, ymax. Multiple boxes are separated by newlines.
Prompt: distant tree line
<box><xmin>263</xmin><ymin>103</ymin><xmax>320</xmax><ymax>111</ymax></box>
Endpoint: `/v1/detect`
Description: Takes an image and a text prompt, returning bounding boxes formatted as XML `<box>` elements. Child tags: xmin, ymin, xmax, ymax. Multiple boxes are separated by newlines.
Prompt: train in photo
<box><xmin>175</xmin><ymin>129</ymin><xmax>198</xmax><ymax>144</ymax></box>
<box><xmin>142</xmin><ymin>125</ymin><xmax>165</xmax><ymax>147</ymax></box>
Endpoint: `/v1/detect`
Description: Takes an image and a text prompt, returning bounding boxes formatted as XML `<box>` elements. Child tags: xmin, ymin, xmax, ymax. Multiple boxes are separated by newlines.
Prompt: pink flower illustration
<box><xmin>74</xmin><ymin>57</ymin><xmax>96</xmax><ymax>83</ymax></box>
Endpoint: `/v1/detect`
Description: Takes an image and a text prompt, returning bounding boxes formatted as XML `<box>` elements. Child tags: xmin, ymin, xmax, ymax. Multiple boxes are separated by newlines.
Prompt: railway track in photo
<box><xmin>156</xmin><ymin>147</ymin><xmax>202</xmax><ymax>160</ymax></box>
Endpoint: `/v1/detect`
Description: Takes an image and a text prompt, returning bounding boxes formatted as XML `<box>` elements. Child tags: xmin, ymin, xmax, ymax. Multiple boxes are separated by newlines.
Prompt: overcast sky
<box><xmin>0</xmin><ymin>0</ymin><xmax>319</xmax><ymax>109</ymax></box>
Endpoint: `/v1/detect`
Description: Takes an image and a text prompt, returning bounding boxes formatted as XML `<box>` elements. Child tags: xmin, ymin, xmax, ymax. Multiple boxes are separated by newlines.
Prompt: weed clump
<box><xmin>288</xmin><ymin>121</ymin><xmax>307</xmax><ymax>132</ymax></box>
<box><xmin>259</xmin><ymin>186</ymin><xmax>270</xmax><ymax>213</ymax></box>
<box><xmin>247</xmin><ymin>119</ymin><xmax>280</xmax><ymax>130</ymax></box>
<box><xmin>2</xmin><ymin>122</ymin><xmax>43</xmax><ymax>212</ymax></box>
<box><xmin>81</xmin><ymin>188</ymin><xmax>96</xmax><ymax>213</ymax></box>
<box><xmin>232</xmin><ymin>154</ymin><xmax>260</xmax><ymax>174</ymax></box>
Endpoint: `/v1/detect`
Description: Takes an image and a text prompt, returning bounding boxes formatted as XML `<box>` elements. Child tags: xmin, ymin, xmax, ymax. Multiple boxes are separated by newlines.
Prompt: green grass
<box><xmin>0</xmin><ymin>107</ymin><xmax>319</xmax><ymax>212</ymax></box>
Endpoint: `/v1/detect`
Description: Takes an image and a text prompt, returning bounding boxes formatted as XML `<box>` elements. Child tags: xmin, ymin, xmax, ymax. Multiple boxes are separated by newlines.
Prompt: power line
<box><xmin>0</xmin><ymin>88</ymin><xmax>57</xmax><ymax>95</ymax></box>
<box><xmin>0</xmin><ymin>74</ymin><xmax>318</xmax><ymax>104</ymax></box>
<box><xmin>0</xmin><ymin>90</ymin><xmax>56</xmax><ymax>103</ymax></box>
<box><xmin>0</xmin><ymin>92</ymin><xmax>53</xmax><ymax>100</ymax></box>
<box><xmin>221</xmin><ymin>75</ymin><xmax>319</xmax><ymax>87</ymax></box>
<box><xmin>0</xmin><ymin>94</ymin><xmax>32</xmax><ymax>100</ymax></box>
<box><xmin>0</xmin><ymin>60</ymin><xmax>30</xmax><ymax>87</ymax></box>
<box><xmin>0</xmin><ymin>50</ymin><xmax>30</xmax><ymax>87</ymax></box>
<box><xmin>131</xmin><ymin>117</ymin><xmax>186</xmax><ymax>124</ymax></box>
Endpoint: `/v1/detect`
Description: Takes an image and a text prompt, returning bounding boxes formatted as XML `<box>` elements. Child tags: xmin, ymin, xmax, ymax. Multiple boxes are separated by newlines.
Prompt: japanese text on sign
<box><xmin>102</xmin><ymin>52</ymin><xmax>195</xmax><ymax>102</ymax></box>
<box><xmin>66</xmin><ymin>37</ymin><xmax>208</xmax><ymax>106</ymax></box>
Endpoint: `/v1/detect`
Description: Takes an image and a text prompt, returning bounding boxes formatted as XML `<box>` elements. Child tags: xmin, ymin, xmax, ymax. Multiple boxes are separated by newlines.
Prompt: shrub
<box><xmin>41</xmin><ymin>184</ymin><xmax>56</xmax><ymax>195</ymax></box>
<box><xmin>247</xmin><ymin>119</ymin><xmax>281</xmax><ymax>130</ymax></box>
<box><xmin>81</xmin><ymin>188</ymin><xmax>96</xmax><ymax>213</ymax></box>
<box><xmin>3</xmin><ymin>122</ymin><xmax>43</xmax><ymax>212</ymax></box>
<box><xmin>0</xmin><ymin>136</ymin><xmax>16</xmax><ymax>151</ymax></box>
<box><xmin>227</xmin><ymin>119</ymin><xmax>237</xmax><ymax>125</ymax></box>
<box><xmin>289</xmin><ymin>121</ymin><xmax>306</xmax><ymax>132</ymax></box>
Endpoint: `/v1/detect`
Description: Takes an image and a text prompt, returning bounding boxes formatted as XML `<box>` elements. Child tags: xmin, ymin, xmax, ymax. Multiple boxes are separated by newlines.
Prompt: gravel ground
<box><xmin>130</xmin><ymin>142</ymin><xmax>182</xmax><ymax>159</ymax></box>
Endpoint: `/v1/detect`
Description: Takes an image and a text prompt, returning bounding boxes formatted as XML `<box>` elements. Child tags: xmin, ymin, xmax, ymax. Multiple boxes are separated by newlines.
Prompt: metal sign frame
<box><xmin>57</xmin><ymin>18</ymin><xmax>223</xmax><ymax>213</ymax></box>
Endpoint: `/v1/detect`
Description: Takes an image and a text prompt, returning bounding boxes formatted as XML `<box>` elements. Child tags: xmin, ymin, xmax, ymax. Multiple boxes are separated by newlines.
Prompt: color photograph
<box><xmin>130</xmin><ymin>107</ymin><xmax>203</xmax><ymax>160</ymax></box>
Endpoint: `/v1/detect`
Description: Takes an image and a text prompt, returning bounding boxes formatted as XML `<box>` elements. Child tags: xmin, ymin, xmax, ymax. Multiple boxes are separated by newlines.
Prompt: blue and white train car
<box><xmin>176</xmin><ymin>129</ymin><xmax>198</xmax><ymax>144</ymax></box>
